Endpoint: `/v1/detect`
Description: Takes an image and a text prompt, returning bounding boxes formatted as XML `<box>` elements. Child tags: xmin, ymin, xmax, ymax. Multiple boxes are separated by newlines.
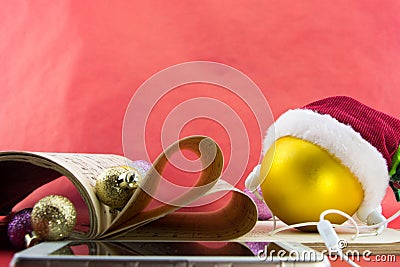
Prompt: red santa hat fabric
<box><xmin>304</xmin><ymin>96</ymin><xmax>400</xmax><ymax>167</ymax></box>
<box><xmin>262</xmin><ymin>96</ymin><xmax>400</xmax><ymax>221</ymax></box>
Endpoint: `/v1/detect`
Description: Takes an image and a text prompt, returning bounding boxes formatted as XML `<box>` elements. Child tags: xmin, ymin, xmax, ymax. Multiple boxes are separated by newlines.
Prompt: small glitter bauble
<box><xmin>95</xmin><ymin>166</ymin><xmax>141</xmax><ymax>209</ymax></box>
<box><xmin>31</xmin><ymin>195</ymin><xmax>77</xmax><ymax>241</ymax></box>
<box><xmin>7</xmin><ymin>208</ymin><xmax>33</xmax><ymax>250</ymax></box>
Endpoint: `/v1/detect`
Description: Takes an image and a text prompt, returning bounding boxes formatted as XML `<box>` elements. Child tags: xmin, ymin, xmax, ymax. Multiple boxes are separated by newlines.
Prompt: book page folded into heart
<box><xmin>0</xmin><ymin>136</ymin><xmax>258</xmax><ymax>241</ymax></box>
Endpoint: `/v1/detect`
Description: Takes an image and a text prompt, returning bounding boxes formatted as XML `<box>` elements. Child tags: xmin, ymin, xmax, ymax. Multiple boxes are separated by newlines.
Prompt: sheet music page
<box><xmin>105</xmin><ymin>179</ymin><xmax>258</xmax><ymax>240</ymax></box>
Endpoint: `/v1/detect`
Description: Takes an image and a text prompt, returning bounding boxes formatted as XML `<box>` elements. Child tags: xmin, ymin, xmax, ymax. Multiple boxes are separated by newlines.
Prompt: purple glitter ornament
<box><xmin>7</xmin><ymin>208</ymin><xmax>33</xmax><ymax>250</ymax></box>
<box><xmin>244</xmin><ymin>187</ymin><xmax>272</xmax><ymax>220</ymax></box>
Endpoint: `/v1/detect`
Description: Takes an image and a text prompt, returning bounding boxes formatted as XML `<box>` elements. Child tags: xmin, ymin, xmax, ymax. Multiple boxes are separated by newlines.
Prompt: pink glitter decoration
<box><xmin>245</xmin><ymin>241</ymin><xmax>270</xmax><ymax>255</ymax></box>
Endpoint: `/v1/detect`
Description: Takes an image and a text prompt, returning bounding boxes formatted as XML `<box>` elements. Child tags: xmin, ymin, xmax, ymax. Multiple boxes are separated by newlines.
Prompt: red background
<box><xmin>2</xmin><ymin>1</ymin><xmax>400</xmax><ymax>266</ymax></box>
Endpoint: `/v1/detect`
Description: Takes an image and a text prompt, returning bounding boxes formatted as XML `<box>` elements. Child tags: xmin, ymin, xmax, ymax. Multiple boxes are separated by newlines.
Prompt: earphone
<box><xmin>245</xmin><ymin>164</ymin><xmax>277</xmax><ymax>229</ymax></box>
<box><xmin>245</xmin><ymin>165</ymin><xmax>400</xmax><ymax>266</ymax></box>
<box><xmin>245</xmin><ymin>164</ymin><xmax>394</xmax><ymax>234</ymax></box>
<box><xmin>244</xmin><ymin>165</ymin><xmax>263</xmax><ymax>203</ymax></box>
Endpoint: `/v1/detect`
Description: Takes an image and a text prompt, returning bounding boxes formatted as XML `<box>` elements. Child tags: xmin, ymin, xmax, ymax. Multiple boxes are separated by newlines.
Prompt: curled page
<box><xmin>109</xmin><ymin>180</ymin><xmax>258</xmax><ymax>240</ymax></box>
<box><xmin>102</xmin><ymin>136</ymin><xmax>258</xmax><ymax>240</ymax></box>
<box><xmin>0</xmin><ymin>151</ymin><xmax>129</xmax><ymax>238</ymax></box>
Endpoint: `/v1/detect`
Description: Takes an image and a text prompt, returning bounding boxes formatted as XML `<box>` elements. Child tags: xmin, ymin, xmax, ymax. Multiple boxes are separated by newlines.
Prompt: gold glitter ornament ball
<box><xmin>31</xmin><ymin>195</ymin><xmax>77</xmax><ymax>241</ymax></box>
<box><xmin>260</xmin><ymin>136</ymin><xmax>364</xmax><ymax>231</ymax></box>
<box><xmin>95</xmin><ymin>166</ymin><xmax>140</xmax><ymax>209</ymax></box>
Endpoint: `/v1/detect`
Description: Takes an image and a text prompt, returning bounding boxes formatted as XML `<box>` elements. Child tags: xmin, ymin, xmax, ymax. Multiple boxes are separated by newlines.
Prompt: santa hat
<box><xmin>262</xmin><ymin>96</ymin><xmax>400</xmax><ymax>221</ymax></box>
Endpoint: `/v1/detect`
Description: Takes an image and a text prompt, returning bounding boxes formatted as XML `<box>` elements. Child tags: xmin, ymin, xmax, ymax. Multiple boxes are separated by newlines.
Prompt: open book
<box><xmin>0</xmin><ymin>136</ymin><xmax>258</xmax><ymax>241</ymax></box>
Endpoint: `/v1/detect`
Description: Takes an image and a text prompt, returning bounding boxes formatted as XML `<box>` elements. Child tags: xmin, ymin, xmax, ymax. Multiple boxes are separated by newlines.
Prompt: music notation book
<box><xmin>0</xmin><ymin>136</ymin><xmax>257</xmax><ymax>241</ymax></box>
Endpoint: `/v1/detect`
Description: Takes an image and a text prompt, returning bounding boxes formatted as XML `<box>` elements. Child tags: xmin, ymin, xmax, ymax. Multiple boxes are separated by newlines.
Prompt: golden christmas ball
<box><xmin>31</xmin><ymin>195</ymin><xmax>77</xmax><ymax>241</ymax></box>
<box><xmin>95</xmin><ymin>166</ymin><xmax>141</xmax><ymax>209</ymax></box>
<box><xmin>260</xmin><ymin>136</ymin><xmax>364</xmax><ymax>231</ymax></box>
